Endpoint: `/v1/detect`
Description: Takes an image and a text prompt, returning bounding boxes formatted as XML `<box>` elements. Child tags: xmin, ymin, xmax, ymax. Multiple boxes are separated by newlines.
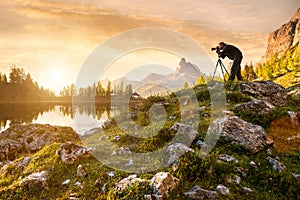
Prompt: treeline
<box><xmin>255</xmin><ymin>45</ymin><xmax>300</xmax><ymax>80</ymax></box>
<box><xmin>0</xmin><ymin>66</ymin><xmax>55</xmax><ymax>100</ymax></box>
<box><xmin>60</xmin><ymin>81</ymin><xmax>133</xmax><ymax>97</ymax></box>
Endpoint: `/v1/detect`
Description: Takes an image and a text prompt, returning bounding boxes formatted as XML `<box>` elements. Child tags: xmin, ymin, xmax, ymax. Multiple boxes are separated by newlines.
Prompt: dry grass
<box><xmin>268</xmin><ymin>116</ymin><xmax>300</xmax><ymax>154</ymax></box>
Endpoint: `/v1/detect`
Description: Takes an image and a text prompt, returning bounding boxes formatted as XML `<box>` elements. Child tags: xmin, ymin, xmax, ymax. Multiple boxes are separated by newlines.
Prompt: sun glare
<box><xmin>50</xmin><ymin>69</ymin><xmax>63</xmax><ymax>83</ymax></box>
<box><xmin>47</xmin><ymin>68</ymin><xmax>65</xmax><ymax>95</ymax></box>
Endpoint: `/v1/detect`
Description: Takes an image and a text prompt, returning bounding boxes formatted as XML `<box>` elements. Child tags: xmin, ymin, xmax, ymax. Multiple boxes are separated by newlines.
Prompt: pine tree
<box><xmin>106</xmin><ymin>81</ymin><xmax>111</xmax><ymax>97</ymax></box>
<box><xmin>196</xmin><ymin>74</ymin><xmax>206</xmax><ymax>85</ymax></box>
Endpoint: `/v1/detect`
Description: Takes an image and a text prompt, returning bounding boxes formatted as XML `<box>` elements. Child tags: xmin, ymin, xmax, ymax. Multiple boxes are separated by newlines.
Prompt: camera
<box><xmin>211</xmin><ymin>46</ymin><xmax>219</xmax><ymax>51</ymax></box>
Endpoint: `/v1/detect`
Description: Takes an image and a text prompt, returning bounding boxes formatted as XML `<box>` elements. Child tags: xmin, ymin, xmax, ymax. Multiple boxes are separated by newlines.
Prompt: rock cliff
<box><xmin>262</xmin><ymin>8</ymin><xmax>300</xmax><ymax>61</ymax></box>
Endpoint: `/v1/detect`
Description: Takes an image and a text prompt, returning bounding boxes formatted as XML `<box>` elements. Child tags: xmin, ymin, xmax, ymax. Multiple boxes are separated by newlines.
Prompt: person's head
<box><xmin>218</xmin><ymin>42</ymin><xmax>227</xmax><ymax>50</ymax></box>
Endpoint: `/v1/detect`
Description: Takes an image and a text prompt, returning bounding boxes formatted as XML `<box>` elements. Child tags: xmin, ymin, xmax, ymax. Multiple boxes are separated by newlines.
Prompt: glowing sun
<box><xmin>50</xmin><ymin>69</ymin><xmax>64</xmax><ymax>83</ymax></box>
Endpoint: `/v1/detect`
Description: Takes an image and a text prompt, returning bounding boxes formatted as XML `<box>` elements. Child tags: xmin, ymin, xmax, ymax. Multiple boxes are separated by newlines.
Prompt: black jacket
<box><xmin>218</xmin><ymin>45</ymin><xmax>242</xmax><ymax>60</ymax></box>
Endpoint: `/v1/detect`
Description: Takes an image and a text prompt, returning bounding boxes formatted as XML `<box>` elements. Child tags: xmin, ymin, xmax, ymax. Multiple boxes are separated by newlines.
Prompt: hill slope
<box><xmin>0</xmin><ymin>81</ymin><xmax>299</xmax><ymax>199</ymax></box>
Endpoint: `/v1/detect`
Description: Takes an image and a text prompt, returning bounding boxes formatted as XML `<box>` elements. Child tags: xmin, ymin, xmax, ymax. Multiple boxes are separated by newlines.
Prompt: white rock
<box><xmin>107</xmin><ymin>171</ymin><xmax>115</xmax><ymax>177</ymax></box>
<box><xmin>75</xmin><ymin>181</ymin><xmax>83</xmax><ymax>189</ymax></box>
<box><xmin>77</xmin><ymin>164</ymin><xmax>87</xmax><ymax>177</ymax></box>
<box><xmin>218</xmin><ymin>154</ymin><xmax>238</xmax><ymax>163</ymax></box>
<box><xmin>216</xmin><ymin>184</ymin><xmax>230</xmax><ymax>195</ymax></box>
<box><xmin>243</xmin><ymin>187</ymin><xmax>254</xmax><ymax>193</ymax></box>
<box><xmin>249</xmin><ymin>161</ymin><xmax>257</xmax><ymax>168</ymax></box>
<box><xmin>292</xmin><ymin>173</ymin><xmax>300</xmax><ymax>178</ymax></box>
<box><xmin>62</xmin><ymin>179</ymin><xmax>71</xmax><ymax>185</ymax></box>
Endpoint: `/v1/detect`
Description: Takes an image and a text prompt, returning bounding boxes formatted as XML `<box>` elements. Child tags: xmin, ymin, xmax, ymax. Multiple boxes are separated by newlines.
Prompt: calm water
<box><xmin>0</xmin><ymin>103</ymin><xmax>111</xmax><ymax>135</ymax></box>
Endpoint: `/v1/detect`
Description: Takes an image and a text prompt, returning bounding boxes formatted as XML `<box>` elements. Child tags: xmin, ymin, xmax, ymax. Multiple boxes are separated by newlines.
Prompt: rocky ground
<box><xmin>0</xmin><ymin>81</ymin><xmax>299</xmax><ymax>199</ymax></box>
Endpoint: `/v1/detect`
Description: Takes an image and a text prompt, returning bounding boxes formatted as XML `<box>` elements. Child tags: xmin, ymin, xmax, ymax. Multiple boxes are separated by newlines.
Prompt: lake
<box><xmin>0</xmin><ymin>103</ymin><xmax>111</xmax><ymax>135</ymax></box>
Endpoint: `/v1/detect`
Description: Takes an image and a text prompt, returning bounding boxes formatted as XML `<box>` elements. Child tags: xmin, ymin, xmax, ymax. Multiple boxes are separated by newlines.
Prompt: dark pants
<box><xmin>229</xmin><ymin>55</ymin><xmax>243</xmax><ymax>81</ymax></box>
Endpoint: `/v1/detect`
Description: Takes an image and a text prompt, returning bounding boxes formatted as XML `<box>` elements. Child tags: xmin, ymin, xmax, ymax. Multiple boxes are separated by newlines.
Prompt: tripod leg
<box><xmin>220</xmin><ymin>61</ymin><xmax>230</xmax><ymax>77</ymax></box>
<box><xmin>212</xmin><ymin>60</ymin><xmax>219</xmax><ymax>80</ymax></box>
<box><xmin>219</xmin><ymin>61</ymin><xmax>226</xmax><ymax>82</ymax></box>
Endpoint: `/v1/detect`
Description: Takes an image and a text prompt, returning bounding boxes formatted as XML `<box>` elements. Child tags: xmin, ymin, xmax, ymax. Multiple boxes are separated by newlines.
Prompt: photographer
<box><xmin>213</xmin><ymin>42</ymin><xmax>243</xmax><ymax>81</ymax></box>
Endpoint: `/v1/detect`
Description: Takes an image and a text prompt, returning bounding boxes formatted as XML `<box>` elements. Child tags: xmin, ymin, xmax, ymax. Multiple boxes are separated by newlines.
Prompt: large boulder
<box><xmin>239</xmin><ymin>81</ymin><xmax>287</xmax><ymax>106</ymax></box>
<box><xmin>211</xmin><ymin>116</ymin><xmax>268</xmax><ymax>153</ymax></box>
<box><xmin>0</xmin><ymin>124</ymin><xmax>80</xmax><ymax>161</ymax></box>
<box><xmin>233</xmin><ymin>100</ymin><xmax>275</xmax><ymax>116</ymax></box>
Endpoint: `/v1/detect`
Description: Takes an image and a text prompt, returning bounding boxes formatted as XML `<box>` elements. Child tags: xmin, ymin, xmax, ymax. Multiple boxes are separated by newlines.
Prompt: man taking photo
<box><xmin>215</xmin><ymin>42</ymin><xmax>243</xmax><ymax>81</ymax></box>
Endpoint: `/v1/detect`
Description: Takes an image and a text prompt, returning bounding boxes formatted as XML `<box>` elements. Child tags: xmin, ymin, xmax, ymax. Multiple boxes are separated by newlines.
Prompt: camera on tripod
<box><xmin>211</xmin><ymin>46</ymin><xmax>220</xmax><ymax>51</ymax></box>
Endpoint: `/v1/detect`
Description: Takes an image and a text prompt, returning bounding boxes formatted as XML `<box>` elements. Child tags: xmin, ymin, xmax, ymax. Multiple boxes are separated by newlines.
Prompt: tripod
<box><xmin>212</xmin><ymin>57</ymin><xmax>230</xmax><ymax>82</ymax></box>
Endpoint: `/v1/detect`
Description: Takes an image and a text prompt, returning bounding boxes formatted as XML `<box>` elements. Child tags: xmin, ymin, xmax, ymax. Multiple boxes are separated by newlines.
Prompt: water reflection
<box><xmin>0</xmin><ymin>103</ymin><xmax>111</xmax><ymax>134</ymax></box>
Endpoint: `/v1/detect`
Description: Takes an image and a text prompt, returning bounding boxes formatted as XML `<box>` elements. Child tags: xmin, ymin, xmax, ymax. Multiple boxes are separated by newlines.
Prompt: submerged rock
<box><xmin>184</xmin><ymin>185</ymin><xmax>217</xmax><ymax>200</ymax></box>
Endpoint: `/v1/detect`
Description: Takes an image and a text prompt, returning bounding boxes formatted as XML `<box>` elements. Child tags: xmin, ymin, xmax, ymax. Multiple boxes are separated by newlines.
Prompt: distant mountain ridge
<box><xmin>110</xmin><ymin>58</ymin><xmax>202</xmax><ymax>96</ymax></box>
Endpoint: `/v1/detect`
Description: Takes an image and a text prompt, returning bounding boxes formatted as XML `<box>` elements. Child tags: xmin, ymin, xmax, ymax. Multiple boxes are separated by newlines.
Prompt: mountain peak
<box><xmin>292</xmin><ymin>7</ymin><xmax>300</xmax><ymax>20</ymax></box>
<box><xmin>177</xmin><ymin>58</ymin><xmax>201</xmax><ymax>75</ymax></box>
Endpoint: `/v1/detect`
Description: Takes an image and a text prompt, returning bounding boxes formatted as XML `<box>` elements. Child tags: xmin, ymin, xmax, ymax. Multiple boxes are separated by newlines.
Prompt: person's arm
<box><xmin>216</xmin><ymin>48</ymin><xmax>226</xmax><ymax>59</ymax></box>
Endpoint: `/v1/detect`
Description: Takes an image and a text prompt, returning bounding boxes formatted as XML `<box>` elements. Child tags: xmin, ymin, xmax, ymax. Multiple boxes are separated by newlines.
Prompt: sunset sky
<box><xmin>0</xmin><ymin>0</ymin><xmax>299</xmax><ymax>93</ymax></box>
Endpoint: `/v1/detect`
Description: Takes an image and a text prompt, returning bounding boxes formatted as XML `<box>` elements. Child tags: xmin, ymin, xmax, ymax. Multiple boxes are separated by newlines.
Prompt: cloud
<box><xmin>0</xmin><ymin>0</ymin><xmax>270</xmax><ymax>90</ymax></box>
